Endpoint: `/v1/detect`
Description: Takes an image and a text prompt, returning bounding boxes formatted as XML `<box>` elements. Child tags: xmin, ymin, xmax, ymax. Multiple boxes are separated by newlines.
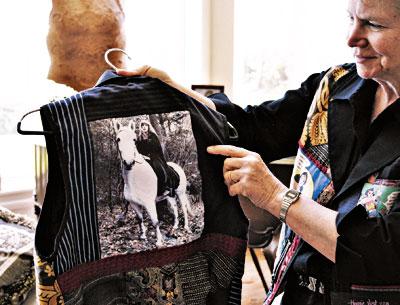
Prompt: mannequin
<box><xmin>47</xmin><ymin>0</ymin><xmax>126</xmax><ymax>90</ymax></box>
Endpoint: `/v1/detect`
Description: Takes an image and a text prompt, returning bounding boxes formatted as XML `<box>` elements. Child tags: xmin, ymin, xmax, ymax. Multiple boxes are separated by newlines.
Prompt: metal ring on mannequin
<box><xmin>104</xmin><ymin>48</ymin><xmax>132</xmax><ymax>70</ymax></box>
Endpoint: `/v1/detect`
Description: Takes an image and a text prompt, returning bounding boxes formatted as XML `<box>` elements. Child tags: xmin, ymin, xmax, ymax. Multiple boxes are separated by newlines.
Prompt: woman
<box><xmin>136</xmin><ymin>120</ymin><xmax>179</xmax><ymax>196</ymax></box>
<box><xmin>136</xmin><ymin>120</ymin><xmax>165</xmax><ymax>160</ymax></box>
<box><xmin>117</xmin><ymin>0</ymin><xmax>400</xmax><ymax>303</ymax></box>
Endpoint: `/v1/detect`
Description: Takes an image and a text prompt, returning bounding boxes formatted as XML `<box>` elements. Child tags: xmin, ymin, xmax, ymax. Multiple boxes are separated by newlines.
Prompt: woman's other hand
<box><xmin>116</xmin><ymin>66</ymin><xmax>216</xmax><ymax>110</ymax></box>
<box><xmin>116</xmin><ymin>65</ymin><xmax>173</xmax><ymax>84</ymax></box>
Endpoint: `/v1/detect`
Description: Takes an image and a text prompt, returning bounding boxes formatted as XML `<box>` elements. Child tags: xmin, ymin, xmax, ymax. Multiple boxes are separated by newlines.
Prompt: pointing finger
<box><xmin>207</xmin><ymin>145</ymin><xmax>249</xmax><ymax>158</ymax></box>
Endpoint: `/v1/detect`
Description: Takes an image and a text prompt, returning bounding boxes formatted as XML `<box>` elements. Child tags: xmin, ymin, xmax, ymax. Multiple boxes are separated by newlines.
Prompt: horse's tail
<box><xmin>167</xmin><ymin>162</ymin><xmax>194</xmax><ymax>217</ymax></box>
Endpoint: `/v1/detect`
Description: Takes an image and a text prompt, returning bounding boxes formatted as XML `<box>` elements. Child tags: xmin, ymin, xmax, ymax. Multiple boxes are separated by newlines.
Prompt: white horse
<box><xmin>113</xmin><ymin>119</ymin><xmax>193</xmax><ymax>247</ymax></box>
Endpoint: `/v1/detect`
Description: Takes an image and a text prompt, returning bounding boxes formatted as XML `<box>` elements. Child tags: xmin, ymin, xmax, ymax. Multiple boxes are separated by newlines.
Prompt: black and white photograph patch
<box><xmin>89</xmin><ymin>111</ymin><xmax>204</xmax><ymax>258</ymax></box>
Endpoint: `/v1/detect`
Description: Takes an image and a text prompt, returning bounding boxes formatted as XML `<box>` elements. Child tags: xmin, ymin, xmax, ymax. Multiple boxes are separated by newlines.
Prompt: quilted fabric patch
<box><xmin>357</xmin><ymin>175</ymin><xmax>400</xmax><ymax>218</ymax></box>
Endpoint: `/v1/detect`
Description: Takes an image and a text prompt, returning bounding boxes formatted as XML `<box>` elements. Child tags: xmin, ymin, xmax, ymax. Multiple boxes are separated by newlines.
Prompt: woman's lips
<box><xmin>355</xmin><ymin>55</ymin><xmax>376</xmax><ymax>63</ymax></box>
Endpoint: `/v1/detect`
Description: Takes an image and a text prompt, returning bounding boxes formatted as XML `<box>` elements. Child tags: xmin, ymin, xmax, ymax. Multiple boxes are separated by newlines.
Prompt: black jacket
<box><xmin>212</xmin><ymin>63</ymin><xmax>400</xmax><ymax>304</ymax></box>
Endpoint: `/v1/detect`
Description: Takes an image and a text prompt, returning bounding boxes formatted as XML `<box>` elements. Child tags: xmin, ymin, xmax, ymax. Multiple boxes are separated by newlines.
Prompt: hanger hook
<box><xmin>17</xmin><ymin>109</ymin><xmax>53</xmax><ymax>136</ymax></box>
<box><xmin>104</xmin><ymin>48</ymin><xmax>132</xmax><ymax>70</ymax></box>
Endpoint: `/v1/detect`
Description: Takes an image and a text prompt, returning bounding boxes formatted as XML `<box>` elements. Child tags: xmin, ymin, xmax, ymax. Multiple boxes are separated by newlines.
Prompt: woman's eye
<box><xmin>366</xmin><ymin>21</ymin><xmax>384</xmax><ymax>29</ymax></box>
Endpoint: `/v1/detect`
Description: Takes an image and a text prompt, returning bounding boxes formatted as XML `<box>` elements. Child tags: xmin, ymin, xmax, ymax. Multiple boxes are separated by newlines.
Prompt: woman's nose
<box><xmin>347</xmin><ymin>22</ymin><xmax>368</xmax><ymax>48</ymax></box>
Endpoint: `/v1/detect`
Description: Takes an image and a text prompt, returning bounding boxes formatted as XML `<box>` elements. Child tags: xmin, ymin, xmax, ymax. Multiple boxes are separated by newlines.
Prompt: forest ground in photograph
<box><xmin>98</xmin><ymin>194</ymin><xmax>204</xmax><ymax>257</ymax></box>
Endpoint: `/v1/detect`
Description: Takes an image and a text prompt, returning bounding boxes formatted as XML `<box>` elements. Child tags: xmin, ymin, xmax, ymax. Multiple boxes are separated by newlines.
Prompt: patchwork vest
<box><xmin>35</xmin><ymin>71</ymin><xmax>248</xmax><ymax>305</ymax></box>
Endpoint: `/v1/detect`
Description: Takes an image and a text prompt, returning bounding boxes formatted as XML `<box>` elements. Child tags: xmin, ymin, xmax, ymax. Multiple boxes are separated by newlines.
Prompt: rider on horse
<box><xmin>136</xmin><ymin>120</ymin><xmax>180</xmax><ymax>196</ymax></box>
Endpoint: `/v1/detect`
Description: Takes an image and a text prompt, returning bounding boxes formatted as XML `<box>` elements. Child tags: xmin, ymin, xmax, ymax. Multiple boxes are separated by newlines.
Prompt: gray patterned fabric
<box><xmin>63</xmin><ymin>249</ymin><xmax>242</xmax><ymax>305</ymax></box>
<box><xmin>0</xmin><ymin>207</ymin><xmax>35</xmax><ymax>305</ymax></box>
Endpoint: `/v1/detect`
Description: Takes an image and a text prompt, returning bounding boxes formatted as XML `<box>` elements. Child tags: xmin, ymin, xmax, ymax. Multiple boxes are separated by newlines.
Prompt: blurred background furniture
<box><xmin>0</xmin><ymin>205</ymin><xmax>36</xmax><ymax>304</ymax></box>
<box><xmin>34</xmin><ymin>145</ymin><xmax>48</xmax><ymax>206</ymax></box>
<box><xmin>246</xmin><ymin>157</ymin><xmax>294</xmax><ymax>293</ymax></box>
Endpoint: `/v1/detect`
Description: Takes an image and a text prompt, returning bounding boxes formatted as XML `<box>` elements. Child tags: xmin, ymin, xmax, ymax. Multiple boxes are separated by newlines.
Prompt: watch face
<box><xmin>286</xmin><ymin>189</ymin><xmax>300</xmax><ymax>200</ymax></box>
<box><xmin>280</xmin><ymin>189</ymin><xmax>301</xmax><ymax>222</ymax></box>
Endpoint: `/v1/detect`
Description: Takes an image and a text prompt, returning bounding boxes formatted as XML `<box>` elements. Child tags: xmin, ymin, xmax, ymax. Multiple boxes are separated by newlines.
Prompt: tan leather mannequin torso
<box><xmin>47</xmin><ymin>0</ymin><xmax>126</xmax><ymax>91</ymax></box>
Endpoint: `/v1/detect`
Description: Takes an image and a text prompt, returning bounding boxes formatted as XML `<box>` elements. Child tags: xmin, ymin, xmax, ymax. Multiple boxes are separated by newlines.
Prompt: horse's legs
<box><xmin>144</xmin><ymin>203</ymin><xmax>163</xmax><ymax>247</ymax></box>
<box><xmin>166</xmin><ymin>196</ymin><xmax>179</xmax><ymax>230</ymax></box>
<box><xmin>130</xmin><ymin>203</ymin><xmax>147</xmax><ymax>240</ymax></box>
<box><xmin>176</xmin><ymin>191</ymin><xmax>192</xmax><ymax>232</ymax></box>
<box><xmin>116</xmin><ymin>200</ymin><xmax>129</xmax><ymax>224</ymax></box>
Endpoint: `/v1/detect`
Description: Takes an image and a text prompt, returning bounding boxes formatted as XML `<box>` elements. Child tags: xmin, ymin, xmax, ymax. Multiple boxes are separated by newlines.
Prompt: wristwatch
<box><xmin>279</xmin><ymin>189</ymin><xmax>301</xmax><ymax>223</ymax></box>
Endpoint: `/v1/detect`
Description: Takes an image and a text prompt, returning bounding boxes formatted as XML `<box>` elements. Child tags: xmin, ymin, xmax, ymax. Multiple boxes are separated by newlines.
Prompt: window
<box><xmin>0</xmin><ymin>1</ymin><xmax>51</xmax><ymax>191</ymax></box>
<box><xmin>123</xmin><ymin>0</ymin><xmax>208</xmax><ymax>86</ymax></box>
<box><xmin>233</xmin><ymin>0</ymin><xmax>353</xmax><ymax>105</ymax></box>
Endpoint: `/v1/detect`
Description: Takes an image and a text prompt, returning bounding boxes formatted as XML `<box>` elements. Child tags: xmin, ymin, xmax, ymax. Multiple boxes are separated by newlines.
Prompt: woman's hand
<box><xmin>208</xmin><ymin>144</ymin><xmax>339</xmax><ymax>262</ymax></box>
<box><xmin>116</xmin><ymin>66</ymin><xmax>216</xmax><ymax>110</ymax></box>
<box><xmin>116</xmin><ymin>66</ymin><xmax>173</xmax><ymax>85</ymax></box>
<box><xmin>207</xmin><ymin>145</ymin><xmax>287</xmax><ymax>215</ymax></box>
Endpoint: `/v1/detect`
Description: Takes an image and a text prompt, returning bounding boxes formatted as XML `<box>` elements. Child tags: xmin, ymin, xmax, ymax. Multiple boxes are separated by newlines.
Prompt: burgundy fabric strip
<box><xmin>57</xmin><ymin>233</ymin><xmax>247</xmax><ymax>293</ymax></box>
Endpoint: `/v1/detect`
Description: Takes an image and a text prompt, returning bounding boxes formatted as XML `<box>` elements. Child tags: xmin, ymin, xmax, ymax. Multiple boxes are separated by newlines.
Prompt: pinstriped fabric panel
<box><xmin>206</xmin><ymin>250</ymin><xmax>244</xmax><ymax>305</ymax></box>
<box><xmin>228</xmin><ymin>260</ymin><xmax>244</xmax><ymax>305</ymax></box>
<box><xmin>47</xmin><ymin>93</ymin><xmax>100</xmax><ymax>275</ymax></box>
<box><xmin>179</xmin><ymin>253</ymin><xmax>211</xmax><ymax>305</ymax></box>
<box><xmin>177</xmin><ymin>250</ymin><xmax>244</xmax><ymax>305</ymax></box>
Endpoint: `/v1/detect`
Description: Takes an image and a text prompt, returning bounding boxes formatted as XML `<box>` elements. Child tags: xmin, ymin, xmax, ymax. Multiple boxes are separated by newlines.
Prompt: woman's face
<box><xmin>141</xmin><ymin>124</ymin><xmax>149</xmax><ymax>132</ymax></box>
<box><xmin>347</xmin><ymin>0</ymin><xmax>400</xmax><ymax>81</ymax></box>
